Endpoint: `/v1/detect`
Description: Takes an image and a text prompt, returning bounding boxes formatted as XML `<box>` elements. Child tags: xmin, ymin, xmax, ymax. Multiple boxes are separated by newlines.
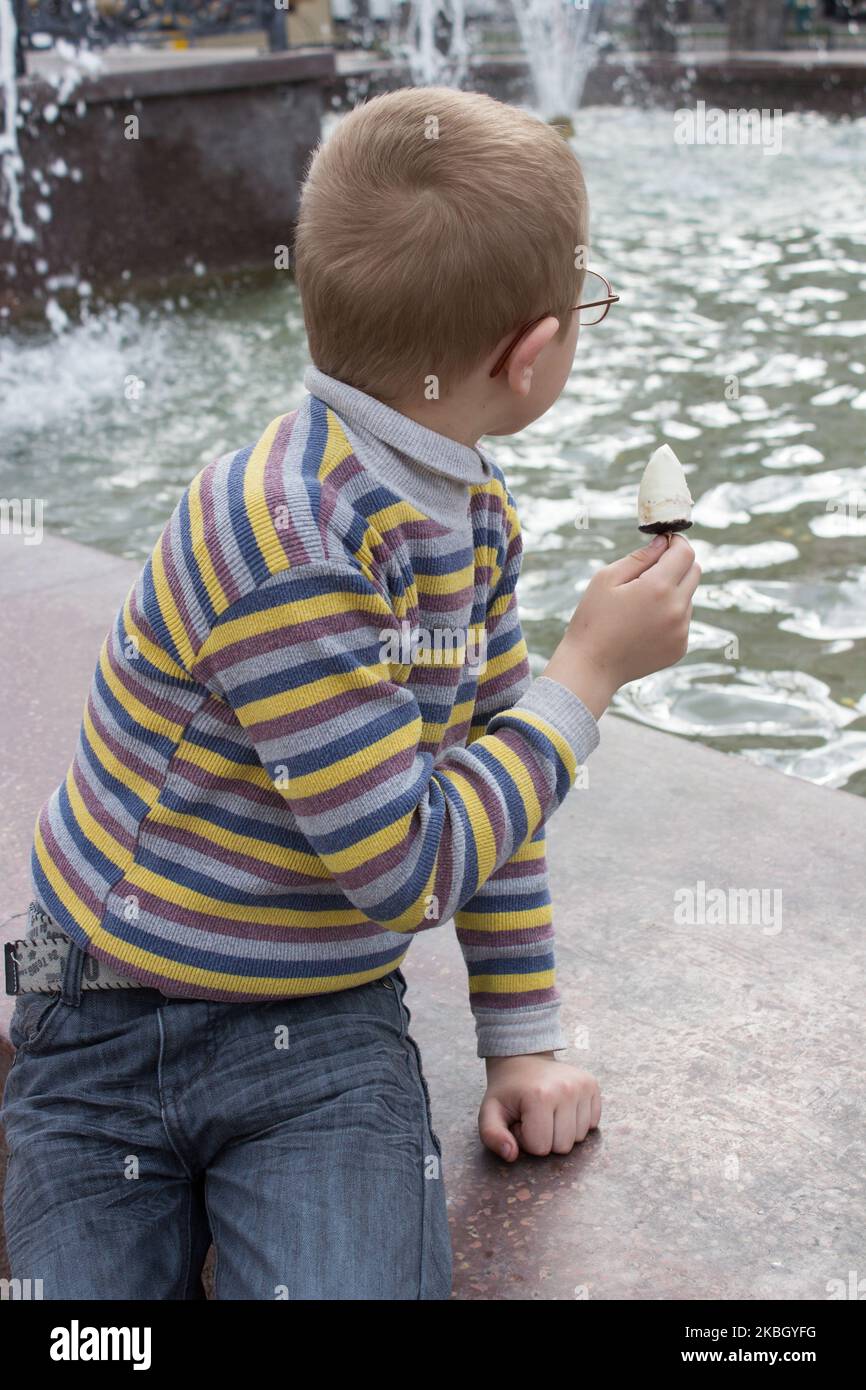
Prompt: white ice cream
<box><xmin>637</xmin><ymin>444</ymin><xmax>694</xmax><ymax>532</ymax></box>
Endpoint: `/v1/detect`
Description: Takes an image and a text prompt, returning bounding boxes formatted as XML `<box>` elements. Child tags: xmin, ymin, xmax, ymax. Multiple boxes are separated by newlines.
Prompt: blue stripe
<box><xmin>438</xmin><ymin>772</ymin><xmax>479</xmax><ymax>906</ymax></box>
<box><xmin>132</xmin><ymin>845</ymin><xmax>344</xmax><ymax>910</ymax></box>
<box><xmin>156</xmin><ymin>787</ymin><xmax>316</xmax><ymax>857</ymax></box>
<box><xmin>56</xmin><ymin>780</ymin><xmax>126</xmax><ymax>884</ymax></box>
<box><xmin>226</xmin><ymin>445</ymin><xmax>266</xmax><ymax>587</ymax></box>
<box><xmin>456</xmin><ymin>887</ymin><xmax>551</xmax><ymax>916</ymax></box>
<box><xmin>260</xmin><ymin>696</ymin><xmax>417</xmax><ymax>782</ymax></box>
<box><xmin>488</xmin><ymin>712</ymin><xmax>571</xmax><ymax>805</ymax></box>
<box><xmin>470</xmin><ymin>740</ymin><xmax>529</xmax><ymax>847</ymax></box>
<box><xmin>226</xmin><ymin>641</ymin><xmax>389</xmax><ymax>713</ymax></box>
<box><xmin>302</xmin><ymin>396</ymin><xmax>329</xmax><ymax>482</ymax></box>
<box><xmin>466</xmin><ymin>951</ymin><xmax>555</xmax><ymax>976</ymax></box>
<box><xmin>177</xmin><ymin>484</ymin><xmax>217</xmax><ymax>630</ymax></box>
<box><xmin>77</xmin><ymin>728</ymin><xmax>151</xmax><ymax>821</ymax></box>
<box><xmin>98</xmin><ymin>907</ymin><xmax>406</xmax><ymax>981</ymax></box>
<box><xmin>92</xmin><ymin>661</ymin><xmax>177</xmax><ymax>763</ymax></box>
<box><xmin>139</xmin><ymin>555</ymin><xmax>185</xmax><ymax>670</ymax></box>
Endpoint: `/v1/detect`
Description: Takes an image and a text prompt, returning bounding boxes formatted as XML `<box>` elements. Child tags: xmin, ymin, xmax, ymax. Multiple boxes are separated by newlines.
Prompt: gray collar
<box><xmin>303</xmin><ymin>367</ymin><xmax>493</xmax><ymax>523</ymax></box>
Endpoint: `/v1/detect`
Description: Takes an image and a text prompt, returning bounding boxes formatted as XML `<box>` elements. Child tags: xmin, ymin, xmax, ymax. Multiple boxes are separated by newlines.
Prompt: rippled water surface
<box><xmin>2</xmin><ymin>109</ymin><xmax>865</xmax><ymax>793</ymax></box>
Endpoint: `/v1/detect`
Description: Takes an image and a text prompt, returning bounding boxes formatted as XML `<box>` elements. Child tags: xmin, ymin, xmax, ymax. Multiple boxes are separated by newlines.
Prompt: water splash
<box><xmin>509</xmin><ymin>0</ymin><xmax>602</xmax><ymax>120</ymax></box>
<box><xmin>397</xmin><ymin>0</ymin><xmax>470</xmax><ymax>88</ymax></box>
<box><xmin>0</xmin><ymin>0</ymin><xmax>33</xmax><ymax>242</ymax></box>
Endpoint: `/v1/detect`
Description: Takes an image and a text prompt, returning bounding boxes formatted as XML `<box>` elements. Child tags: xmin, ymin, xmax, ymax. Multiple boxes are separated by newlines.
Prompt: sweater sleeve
<box><xmin>192</xmin><ymin>556</ymin><xmax>598</xmax><ymax>938</ymax></box>
<box><xmin>453</xmin><ymin>492</ymin><xmax>596</xmax><ymax>1056</ymax></box>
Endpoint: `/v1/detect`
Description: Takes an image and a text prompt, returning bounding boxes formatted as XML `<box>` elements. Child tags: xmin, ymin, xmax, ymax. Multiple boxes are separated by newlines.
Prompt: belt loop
<box><xmin>60</xmin><ymin>939</ymin><xmax>86</xmax><ymax>1007</ymax></box>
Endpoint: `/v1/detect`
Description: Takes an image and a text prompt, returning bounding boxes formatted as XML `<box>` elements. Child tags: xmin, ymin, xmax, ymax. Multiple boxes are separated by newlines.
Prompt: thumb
<box><xmin>605</xmin><ymin>532</ymin><xmax>668</xmax><ymax>586</ymax></box>
<box><xmin>478</xmin><ymin>1095</ymin><xmax>519</xmax><ymax>1162</ymax></box>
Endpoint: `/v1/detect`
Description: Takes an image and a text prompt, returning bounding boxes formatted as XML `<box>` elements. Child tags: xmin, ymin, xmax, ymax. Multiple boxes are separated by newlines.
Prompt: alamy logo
<box><xmin>49</xmin><ymin>1320</ymin><xmax>152</xmax><ymax>1370</ymax></box>
<box><xmin>380</xmin><ymin>621</ymin><xmax>487</xmax><ymax>673</ymax></box>
<box><xmin>826</xmin><ymin>1270</ymin><xmax>866</xmax><ymax>1300</ymax></box>
<box><xmin>674</xmin><ymin>880</ymin><xmax>782</xmax><ymax>935</ymax></box>
<box><xmin>0</xmin><ymin>497</ymin><xmax>44</xmax><ymax>545</ymax></box>
<box><xmin>674</xmin><ymin>100</ymin><xmax>784</xmax><ymax>156</ymax></box>
<box><xmin>0</xmin><ymin>1277</ymin><xmax>43</xmax><ymax>1299</ymax></box>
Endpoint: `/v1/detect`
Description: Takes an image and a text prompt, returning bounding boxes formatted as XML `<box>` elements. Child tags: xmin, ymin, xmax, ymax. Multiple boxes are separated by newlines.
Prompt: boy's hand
<box><xmin>479</xmin><ymin>1053</ymin><xmax>601</xmax><ymax>1161</ymax></box>
<box><xmin>544</xmin><ymin>532</ymin><xmax>701</xmax><ymax>719</ymax></box>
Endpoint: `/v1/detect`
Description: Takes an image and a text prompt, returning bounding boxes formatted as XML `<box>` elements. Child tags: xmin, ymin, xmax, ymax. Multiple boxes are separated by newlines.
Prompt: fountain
<box><xmin>0</xmin><ymin>0</ymin><xmax>32</xmax><ymax>244</ymax></box>
<box><xmin>509</xmin><ymin>0</ymin><xmax>603</xmax><ymax>128</ymax></box>
<box><xmin>392</xmin><ymin>0</ymin><xmax>604</xmax><ymax>131</ymax></box>
<box><xmin>398</xmin><ymin>0</ymin><xmax>471</xmax><ymax>89</ymax></box>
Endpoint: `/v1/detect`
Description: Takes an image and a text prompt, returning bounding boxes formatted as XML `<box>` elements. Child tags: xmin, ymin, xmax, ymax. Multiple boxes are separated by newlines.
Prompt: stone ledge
<box><xmin>20</xmin><ymin>48</ymin><xmax>336</xmax><ymax>112</ymax></box>
<box><xmin>2</xmin><ymin>531</ymin><xmax>863</xmax><ymax>1298</ymax></box>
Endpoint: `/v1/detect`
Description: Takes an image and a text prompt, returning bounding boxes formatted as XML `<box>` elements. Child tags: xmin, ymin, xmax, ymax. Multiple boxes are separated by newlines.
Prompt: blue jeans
<box><xmin>1</xmin><ymin>940</ymin><xmax>452</xmax><ymax>1300</ymax></box>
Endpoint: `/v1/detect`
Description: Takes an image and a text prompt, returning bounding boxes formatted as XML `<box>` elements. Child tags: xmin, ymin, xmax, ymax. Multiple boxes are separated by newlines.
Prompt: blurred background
<box><xmin>2</xmin><ymin>0</ymin><xmax>865</xmax><ymax>794</ymax></box>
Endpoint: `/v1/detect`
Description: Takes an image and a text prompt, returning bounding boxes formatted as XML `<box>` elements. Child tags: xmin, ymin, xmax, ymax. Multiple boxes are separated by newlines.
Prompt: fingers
<box><xmin>516</xmin><ymin>1097</ymin><xmax>555</xmax><ymax>1157</ymax></box>
<box><xmin>478</xmin><ymin>1095</ymin><xmax>519</xmax><ymax>1162</ymax></box>
<box><xmin>606</xmin><ymin>533</ymin><xmax>669</xmax><ymax>586</ymax></box>
<box><xmin>552</xmin><ymin>1102</ymin><xmax>578</xmax><ymax>1155</ymax></box>
<box><xmin>514</xmin><ymin>1082</ymin><xmax>601</xmax><ymax>1157</ymax></box>
<box><xmin>651</xmin><ymin>532</ymin><xmax>696</xmax><ymax>585</ymax></box>
<box><xmin>680</xmin><ymin>557</ymin><xmax>702</xmax><ymax>598</ymax></box>
<box><xmin>590</xmin><ymin>1085</ymin><xmax>602</xmax><ymax>1130</ymax></box>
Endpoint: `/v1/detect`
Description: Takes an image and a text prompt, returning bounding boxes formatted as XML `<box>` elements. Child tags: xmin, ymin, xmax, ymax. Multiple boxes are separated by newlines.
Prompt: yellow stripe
<box><xmin>320</xmin><ymin>408</ymin><xmax>357</xmax><ymax>479</ymax></box>
<box><xmin>187</xmin><ymin>468</ymin><xmax>229</xmax><ymax>614</ymax></box>
<box><xmin>240</xmin><ymin>662</ymin><xmax>391</xmax><ymax>729</ymax></box>
<box><xmin>83</xmin><ymin>924</ymin><xmax>409</xmax><ymax>997</ymax></box>
<box><xmin>170</xmin><ymin>737</ymin><xmax>275</xmax><ymax>789</ymax></box>
<box><xmin>469</xmin><ymin>968</ymin><xmax>555</xmax><ymax>994</ymax></box>
<box><xmin>243</xmin><ymin>414</ymin><xmax>288</xmax><ymax>575</ymax></box>
<box><xmin>505</xmin><ymin>709</ymin><xmax>577</xmax><ymax>781</ymax></box>
<box><xmin>511</xmin><ymin>836</ymin><xmax>547</xmax><ymax>863</ymax></box>
<box><xmin>145</xmin><ymin>801</ymin><xmax>330</xmax><ymax>878</ymax></box>
<box><xmin>475</xmin><ymin>639</ymin><xmax>527</xmax><ymax>691</ymax></box>
<box><xmin>121</xmin><ymin>859</ymin><xmax>366</xmax><ymax>927</ymax></box>
<box><xmin>120</xmin><ymin>597</ymin><xmax>189</xmax><ymax>682</ymax></box>
<box><xmin>476</xmin><ymin>736</ymin><xmax>543</xmax><ymax>834</ymax></box>
<box><xmin>98</xmin><ymin>645</ymin><xmax>186</xmax><ymax>744</ymax></box>
<box><xmin>420</xmin><ymin>696</ymin><xmax>475</xmax><ymax>745</ymax></box>
<box><xmin>319</xmin><ymin>412</ymin><xmax>389</xmax><ymax>577</ymax></box>
<box><xmin>64</xmin><ymin>766</ymin><xmax>131</xmax><ymax>871</ymax></box>
<box><xmin>447</xmin><ymin>769</ymin><xmax>498</xmax><ymax>892</ymax></box>
<box><xmin>285</xmin><ymin>716</ymin><xmax>418</xmax><ymax>803</ymax></box>
<box><xmin>81</xmin><ymin>698</ymin><xmax>162</xmax><ymax>804</ymax></box>
<box><xmin>199</xmin><ymin>585</ymin><xmax>388</xmax><ymax>659</ymax></box>
<box><xmin>370</xmin><ymin>500</ymin><xmax>431</xmax><ymax>534</ymax></box>
<box><xmin>149</xmin><ymin>533</ymin><xmax>196</xmax><ymax>671</ymax></box>
<box><xmin>33</xmin><ymin>822</ymin><xmax>101</xmax><ymax>933</ymax></box>
<box><xmin>456</xmin><ymin>904</ymin><xmax>553</xmax><ymax>933</ymax></box>
<box><xmin>488</xmin><ymin>590</ymin><xmax>515</xmax><ymax>624</ymax></box>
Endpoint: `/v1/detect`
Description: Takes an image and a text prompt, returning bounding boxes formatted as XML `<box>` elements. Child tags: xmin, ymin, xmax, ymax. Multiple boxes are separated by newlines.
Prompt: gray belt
<box><xmin>4</xmin><ymin>902</ymin><xmax>146</xmax><ymax>995</ymax></box>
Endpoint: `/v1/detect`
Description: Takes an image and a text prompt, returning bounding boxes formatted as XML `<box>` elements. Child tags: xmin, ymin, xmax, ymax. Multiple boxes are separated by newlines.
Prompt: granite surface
<box><xmin>1</xmin><ymin>532</ymin><xmax>863</xmax><ymax>1298</ymax></box>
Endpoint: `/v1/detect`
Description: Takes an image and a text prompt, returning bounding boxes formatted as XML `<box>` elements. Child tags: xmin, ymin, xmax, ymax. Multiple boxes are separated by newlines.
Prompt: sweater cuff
<box><xmin>502</xmin><ymin>675</ymin><xmax>600</xmax><ymax>770</ymax></box>
<box><xmin>473</xmin><ymin>1002</ymin><xmax>568</xmax><ymax>1059</ymax></box>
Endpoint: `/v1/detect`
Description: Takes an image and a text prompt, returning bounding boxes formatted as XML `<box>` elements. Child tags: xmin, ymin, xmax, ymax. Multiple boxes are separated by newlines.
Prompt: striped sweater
<box><xmin>31</xmin><ymin>367</ymin><xmax>600</xmax><ymax>1055</ymax></box>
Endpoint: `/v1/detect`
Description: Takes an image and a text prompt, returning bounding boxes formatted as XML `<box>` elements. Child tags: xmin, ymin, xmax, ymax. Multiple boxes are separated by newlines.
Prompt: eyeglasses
<box><xmin>488</xmin><ymin>269</ymin><xmax>620</xmax><ymax>378</ymax></box>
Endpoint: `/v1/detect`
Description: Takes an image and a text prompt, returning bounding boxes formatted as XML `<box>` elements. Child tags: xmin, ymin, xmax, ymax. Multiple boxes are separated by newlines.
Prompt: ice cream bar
<box><xmin>637</xmin><ymin>444</ymin><xmax>694</xmax><ymax>534</ymax></box>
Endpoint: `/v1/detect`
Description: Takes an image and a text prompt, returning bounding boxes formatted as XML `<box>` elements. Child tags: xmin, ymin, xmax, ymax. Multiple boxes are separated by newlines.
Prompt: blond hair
<box><xmin>294</xmin><ymin>87</ymin><xmax>588</xmax><ymax>404</ymax></box>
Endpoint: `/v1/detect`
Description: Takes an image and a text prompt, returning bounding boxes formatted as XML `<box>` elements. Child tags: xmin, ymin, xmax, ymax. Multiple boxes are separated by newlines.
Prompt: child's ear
<box><xmin>505</xmin><ymin>316</ymin><xmax>560</xmax><ymax>396</ymax></box>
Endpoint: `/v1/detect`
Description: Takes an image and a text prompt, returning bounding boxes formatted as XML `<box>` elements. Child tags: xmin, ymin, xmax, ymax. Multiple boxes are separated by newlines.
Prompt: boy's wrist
<box><xmin>542</xmin><ymin>641</ymin><xmax>618</xmax><ymax>721</ymax></box>
<box><xmin>485</xmin><ymin>1050</ymin><xmax>558</xmax><ymax>1073</ymax></box>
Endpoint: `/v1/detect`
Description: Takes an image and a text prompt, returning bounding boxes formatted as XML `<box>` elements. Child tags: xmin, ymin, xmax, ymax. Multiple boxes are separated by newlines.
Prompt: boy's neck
<box><xmin>390</xmin><ymin>395</ymin><xmax>484</xmax><ymax>450</ymax></box>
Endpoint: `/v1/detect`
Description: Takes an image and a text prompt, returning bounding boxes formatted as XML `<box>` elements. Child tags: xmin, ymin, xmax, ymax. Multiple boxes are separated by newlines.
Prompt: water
<box><xmin>509</xmin><ymin>0</ymin><xmax>602</xmax><ymax>119</ymax></box>
<box><xmin>0</xmin><ymin>0</ymin><xmax>33</xmax><ymax>243</ymax></box>
<box><xmin>398</xmin><ymin>0</ymin><xmax>471</xmax><ymax>89</ymax></box>
<box><xmin>2</xmin><ymin>108</ymin><xmax>865</xmax><ymax>794</ymax></box>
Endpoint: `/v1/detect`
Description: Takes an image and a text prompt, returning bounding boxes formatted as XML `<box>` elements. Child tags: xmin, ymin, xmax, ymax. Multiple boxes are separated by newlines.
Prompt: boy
<box><xmin>2</xmin><ymin>87</ymin><xmax>699</xmax><ymax>1300</ymax></box>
